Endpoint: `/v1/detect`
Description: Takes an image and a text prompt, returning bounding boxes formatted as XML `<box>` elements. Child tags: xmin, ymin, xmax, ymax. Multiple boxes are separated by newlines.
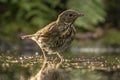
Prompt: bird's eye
<box><xmin>68</xmin><ymin>14</ymin><xmax>73</xmax><ymax>17</ymax></box>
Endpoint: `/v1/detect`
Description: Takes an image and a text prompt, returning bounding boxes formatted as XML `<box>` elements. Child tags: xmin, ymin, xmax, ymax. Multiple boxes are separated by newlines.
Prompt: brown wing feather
<box><xmin>35</xmin><ymin>21</ymin><xmax>60</xmax><ymax>38</ymax></box>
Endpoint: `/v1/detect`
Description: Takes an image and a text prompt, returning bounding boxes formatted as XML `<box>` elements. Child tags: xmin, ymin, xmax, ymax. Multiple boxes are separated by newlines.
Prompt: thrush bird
<box><xmin>21</xmin><ymin>9</ymin><xmax>84</xmax><ymax>62</ymax></box>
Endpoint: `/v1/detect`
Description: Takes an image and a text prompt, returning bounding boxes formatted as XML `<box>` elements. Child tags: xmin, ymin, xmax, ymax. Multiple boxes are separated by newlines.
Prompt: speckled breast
<box><xmin>39</xmin><ymin>25</ymin><xmax>76</xmax><ymax>54</ymax></box>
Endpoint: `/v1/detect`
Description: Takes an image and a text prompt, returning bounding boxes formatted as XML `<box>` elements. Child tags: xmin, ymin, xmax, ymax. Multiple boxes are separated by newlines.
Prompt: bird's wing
<box><xmin>35</xmin><ymin>21</ymin><xmax>60</xmax><ymax>38</ymax></box>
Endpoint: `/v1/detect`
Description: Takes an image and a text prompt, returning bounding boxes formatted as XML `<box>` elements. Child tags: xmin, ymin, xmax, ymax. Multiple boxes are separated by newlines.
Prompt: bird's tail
<box><xmin>21</xmin><ymin>35</ymin><xmax>33</xmax><ymax>39</ymax></box>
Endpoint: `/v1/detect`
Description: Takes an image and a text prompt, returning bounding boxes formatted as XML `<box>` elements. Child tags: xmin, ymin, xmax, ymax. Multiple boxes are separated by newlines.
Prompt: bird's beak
<box><xmin>78</xmin><ymin>13</ymin><xmax>84</xmax><ymax>16</ymax></box>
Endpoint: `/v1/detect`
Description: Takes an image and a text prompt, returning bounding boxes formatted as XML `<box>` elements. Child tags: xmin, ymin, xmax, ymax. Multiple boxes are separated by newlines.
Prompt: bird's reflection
<box><xmin>30</xmin><ymin>59</ymin><xmax>71</xmax><ymax>80</ymax></box>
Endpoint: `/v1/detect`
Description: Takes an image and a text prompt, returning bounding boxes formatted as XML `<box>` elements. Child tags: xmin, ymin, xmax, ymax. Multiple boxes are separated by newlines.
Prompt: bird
<box><xmin>21</xmin><ymin>9</ymin><xmax>84</xmax><ymax>62</ymax></box>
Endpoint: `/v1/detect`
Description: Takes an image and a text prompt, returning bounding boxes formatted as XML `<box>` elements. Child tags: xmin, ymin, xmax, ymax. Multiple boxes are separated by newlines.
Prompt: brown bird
<box><xmin>21</xmin><ymin>9</ymin><xmax>84</xmax><ymax>62</ymax></box>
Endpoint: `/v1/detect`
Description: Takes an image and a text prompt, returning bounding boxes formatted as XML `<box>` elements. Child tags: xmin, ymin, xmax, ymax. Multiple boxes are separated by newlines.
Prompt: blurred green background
<box><xmin>0</xmin><ymin>0</ymin><xmax>120</xmax><ymax>54</ymax></box>
<box><xmin>0</xmin><ymin>0</ymin><xmax>120</xmax><ymax>80</ymax></box>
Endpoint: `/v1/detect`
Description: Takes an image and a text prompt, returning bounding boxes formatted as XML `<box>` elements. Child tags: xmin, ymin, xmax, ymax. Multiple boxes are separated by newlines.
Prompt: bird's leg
<box><xmin>40</xmin><ymin>59</ymin><xmax>47</xmax><ymax>72</ymax></box>
<box><xmin>41</xmin><ymin>49</ymin><xmax>47</xmax><ymax>62</ymax></box>
<box><xmin>56</xmin><ymin>52</ymin><xmax>63</xmax><ymax>62</ymax></box>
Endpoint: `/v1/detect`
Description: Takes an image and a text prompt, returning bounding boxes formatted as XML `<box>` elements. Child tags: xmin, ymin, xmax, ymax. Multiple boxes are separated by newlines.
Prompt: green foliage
<box><xmin>101</xmin><ymin>29</ymin><xmax>120</xmax><ymax>45</ymax></box>
<box><xmin>0</xmin><ymin>0</ymin><xmax>61</xmax><ymax>41</ymax></box>
<box><xmin>67</xmin><ymin>0</ymin><xmax>106</xmax><ymax>30</ymax></box>
<box><xmin>0</xmin><ymin>21</ymin><xmax>31</xmax><ymax>42</ymax></box>
<box><xmin>0</xmin><ymin>0</ymin><xmax>59</xmax><ymax>28</ymax></box>
<box><xmin>1</xmin><ymin>0</ymin><xmax>120</xmax><ymax>45</ymax></box>
<box><xmin>105</xmin><ymin>0</ymin><xmax>120</xmax><ymax>27</ymax></box>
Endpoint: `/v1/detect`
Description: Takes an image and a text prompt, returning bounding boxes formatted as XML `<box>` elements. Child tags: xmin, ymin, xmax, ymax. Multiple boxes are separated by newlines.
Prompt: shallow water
<box><xmin>0</xmin><ymin>53</ymin><xmax>120</xmax><ymax>80</ymax></box>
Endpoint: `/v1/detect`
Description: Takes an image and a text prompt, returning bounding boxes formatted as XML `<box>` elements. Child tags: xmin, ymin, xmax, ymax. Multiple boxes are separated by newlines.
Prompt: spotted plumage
<box><xmin>21</xmin><ymin>9</ymin><xmax>84</xmax><ymax>61</ymax></box>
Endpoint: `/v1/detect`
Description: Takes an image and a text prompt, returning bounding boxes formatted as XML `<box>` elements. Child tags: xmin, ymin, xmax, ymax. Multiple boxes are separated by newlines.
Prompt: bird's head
<box><xmin>57</xmin><ymin>9</ymin><xmax>84</xmax><ymax>24</ymax></box>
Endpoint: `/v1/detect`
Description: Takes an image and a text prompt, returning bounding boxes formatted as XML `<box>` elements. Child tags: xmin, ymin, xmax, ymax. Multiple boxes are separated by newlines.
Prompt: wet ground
<box><xmin>0</xmin><ymin>53</ymin><xmax>120</xmax><ymax>80</ymax></box>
